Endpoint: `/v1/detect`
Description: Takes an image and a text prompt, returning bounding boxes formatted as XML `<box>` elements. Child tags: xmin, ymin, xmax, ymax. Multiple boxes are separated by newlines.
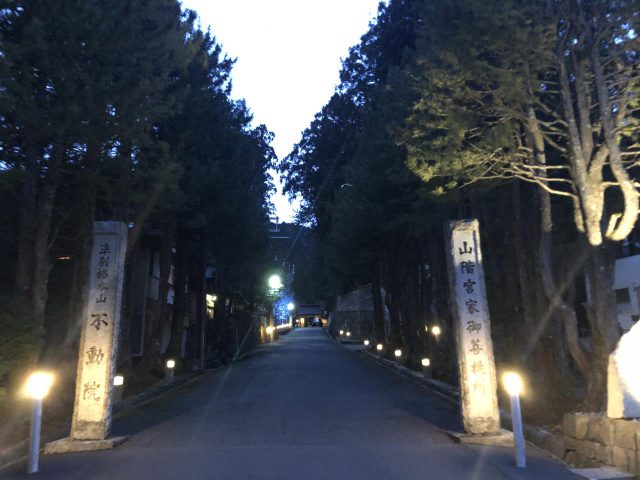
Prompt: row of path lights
<box><xmin>360</xmin><ymin>331</ymin><xmax>527</xmax><ymax>469</ymax></box>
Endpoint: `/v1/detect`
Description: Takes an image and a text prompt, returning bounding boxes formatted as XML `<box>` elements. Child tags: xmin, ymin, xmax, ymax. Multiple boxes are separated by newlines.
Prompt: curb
<box><xmin>357</xmin><ymin>347</ymin><xmax>566</xmax><ymax>461</ymax></box>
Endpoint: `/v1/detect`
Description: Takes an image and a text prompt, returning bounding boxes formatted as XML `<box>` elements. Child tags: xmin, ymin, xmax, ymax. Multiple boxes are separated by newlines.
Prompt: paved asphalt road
<box><xmin>2</xmin><ymin>328</ymin><xmax>582</xmax><ymax>480</ymax></box>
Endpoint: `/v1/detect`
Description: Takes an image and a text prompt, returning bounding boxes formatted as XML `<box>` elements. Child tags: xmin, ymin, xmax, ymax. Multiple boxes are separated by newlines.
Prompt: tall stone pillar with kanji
<box><xmin>46</xmin><ymin>222</ymin><xmax>128</xmax><ymax>454</ymax></box>
<box><xmin>445</xmin><ymin>219</ymin><xmax>507</xmax><ymax>443</ymax></box>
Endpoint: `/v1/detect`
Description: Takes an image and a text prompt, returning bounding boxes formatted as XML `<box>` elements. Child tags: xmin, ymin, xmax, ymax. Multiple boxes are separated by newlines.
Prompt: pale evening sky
<box><xmin>180</xmin><ymin>0</ymin><xmax>383</xmax><ymax>222</ymax></box>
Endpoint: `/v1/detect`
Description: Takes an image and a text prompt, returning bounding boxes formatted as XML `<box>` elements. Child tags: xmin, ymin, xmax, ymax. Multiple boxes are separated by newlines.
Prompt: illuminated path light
<box><xmin>503</xmin><ymin>372</ymin><xmax>526</xmax><ymax>468</ymax></box>
<box><xmin>165</xmin><ymin>359</ymin><xmax>176</xmax><ymax>382</ymax></box>
<box><xmin>24</xmin><ymin>371</ymin><xmax>54</xmax><ymax>474</ymax></box>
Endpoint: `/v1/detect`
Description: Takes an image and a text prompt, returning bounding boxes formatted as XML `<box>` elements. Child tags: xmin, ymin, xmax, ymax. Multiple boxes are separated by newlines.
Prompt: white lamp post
<box><xmin>24</xmin><ymin>371</ymin><xmax>54</xmax><ymax>474</ymax></box>
<box><xmin>503</xmin><ymin>372</ymin><xmax>526</xmax><ymax>468</ymax></box>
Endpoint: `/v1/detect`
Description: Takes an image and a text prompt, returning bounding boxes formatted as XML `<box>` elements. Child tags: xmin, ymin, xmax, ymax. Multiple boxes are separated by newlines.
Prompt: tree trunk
<box><xmin>538</xmin><ymin>186</ymin><xmax>591</xmax><ymax>379</ymax></box>
<box><xmin>583</xmin><ymin>242</ymin><xmax>618</xmax><ymax>411</ymax></box>
<box><xmin>167</xmin><ymin>230</ymin><xmax>189</xmax><ymax>362</ymax></box>
<box><xmin>30</xmin><ymin>144</ymin><xmax>64</xmax><ymax>323</ymax></box>
<box><xmin>16</xmin><ymin>142</ymin><xmax>39</xmax><ymax>296</ymax></box>
<box><xmin>142</xmin><ymin>222</ymin><xmax>174</xmax><ymax>372</ymax></box>
<box><xmin>371</xmin><ymin>259</ymin><xmax>386</xmax><ymax>341</ymax></box>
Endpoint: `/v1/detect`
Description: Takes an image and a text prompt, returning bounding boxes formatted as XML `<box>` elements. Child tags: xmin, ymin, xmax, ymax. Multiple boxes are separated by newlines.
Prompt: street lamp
<box><xmin>287</xmin><ymin>302</ymin><xmax>295</xmax><ymax>311</ymax></box>
<box><xmin>24</xmin><ymin>371</ymin><xmax>54</xmax><ymax>474</ymax></box>
<box><xmin>376</xmin><ymin>343</ymin><xmax>384</xmax><ymax>353</ymax></box>
<box><xmin>268</xmin><ymin>274</ymin><xmax>283</xmax><ymax>291</ymax></box>
<box><xmin>503</xmin><ymin>372</ymin><xmax>526</xmax><ymax>468</ymax></box>
<box><xmin>364</xmin><ymin>339</ymin><xmax>370</xmax><ymax>347</ymax></box>
<box><xmin>394</xmin><ymin>349</ymin><xmax>402</xmax><ymax>360</ymax></box>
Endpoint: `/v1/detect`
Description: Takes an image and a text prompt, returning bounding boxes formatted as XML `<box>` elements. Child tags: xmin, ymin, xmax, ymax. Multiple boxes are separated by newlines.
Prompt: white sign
<box><xmin>448</xmin><ymin>220</ymin><xmax>500</xmax><ymax>434</ymax></box>
<box><xmin>71</xmin><ymin>222</ymin><xmax>127</xmax><ymax>440</ymax></box>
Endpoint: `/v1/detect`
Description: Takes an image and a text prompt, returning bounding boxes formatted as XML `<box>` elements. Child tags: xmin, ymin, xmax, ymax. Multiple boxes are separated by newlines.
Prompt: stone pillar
<box><xmin>445</xmin><ymin>219</ymin><xmax>501</xmax><ymax>435</ymax></box>
<box><xmin>70</xmin><ymin>222</ymin><xmax>127</xmax><ymax>440</ymax></box>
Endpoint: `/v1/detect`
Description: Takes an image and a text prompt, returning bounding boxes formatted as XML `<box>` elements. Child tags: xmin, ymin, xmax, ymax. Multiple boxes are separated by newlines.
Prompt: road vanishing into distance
<box><xmin>3</xmin><ymin>328</ymin><xmax>581</xmax><ymax>480</ymax></box>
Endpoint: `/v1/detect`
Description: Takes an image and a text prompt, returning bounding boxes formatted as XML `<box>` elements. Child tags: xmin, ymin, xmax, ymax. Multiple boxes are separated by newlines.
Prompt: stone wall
<box><xmin>563</xmin><ymin>413</ymin><xmax>640</xmax><ymax>475</ymax></box>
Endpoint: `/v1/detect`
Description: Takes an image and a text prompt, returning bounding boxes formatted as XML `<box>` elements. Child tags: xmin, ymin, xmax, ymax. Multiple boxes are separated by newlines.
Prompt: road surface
<box><xmin>2</xmin><ymin>328</ymin><xmax>581</xmax><ymax>479</ymax></box>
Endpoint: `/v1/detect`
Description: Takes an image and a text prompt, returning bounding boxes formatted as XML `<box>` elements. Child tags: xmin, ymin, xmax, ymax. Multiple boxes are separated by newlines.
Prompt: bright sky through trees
<box><xmin>180</xmin><ymin>0</ymin><xmax>383</xmax><ymax>222</ymax></box>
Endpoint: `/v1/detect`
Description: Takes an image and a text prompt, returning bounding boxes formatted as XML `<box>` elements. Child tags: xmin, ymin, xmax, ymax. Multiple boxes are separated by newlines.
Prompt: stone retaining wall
<box><xmin>563</xmin><ymin>412</ymin><xmax>640</xmax><ymax>475</ymax></box>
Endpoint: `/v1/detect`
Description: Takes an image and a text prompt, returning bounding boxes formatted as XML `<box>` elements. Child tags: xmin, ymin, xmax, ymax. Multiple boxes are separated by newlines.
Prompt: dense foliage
<box><xmin>281</xmin><ymin>0</ymin><xmax>639</xmax><ymax>414</ymax></box>
<box><xmin>0</xmin><ymin>1</ymin><xmax>273</xmax><ymax>407</ymax></box>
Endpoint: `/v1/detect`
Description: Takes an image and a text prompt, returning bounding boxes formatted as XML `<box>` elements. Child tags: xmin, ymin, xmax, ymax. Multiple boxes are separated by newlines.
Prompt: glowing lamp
<box><xmin>339</xmin><ymin>330</ymin><xmax>344</xmax><ymax>336</ymax></box>
<box><xmin>424</xmin><ymin>325</ymin><xmax>429</xmax><ymax>332</ymax></box>
<box><xmin>166</xmin><ymin>359</ymin><xmax>176</xmax><ymax>369</ymax></box>
<box><xmin>394</xmin><ymin>349</ymin><xmax>402</xmax><ymax>358</ymax></box>
<box><xmin>24</xmin><ymin>372</ymin><xmax>54</xmax><ymax>400</ymax></box>
<box><xmin>266</xmin><ymin>326</ymin><xmax>274</xmax><ymax>335</ymax></box>
<box><xmin>503</xmin><ymin>372</ymin><xmax>523</xmax><ymax>396</ymax></box>
<box><xmin>364</xmin><ymin>340</ymin><xmax>370</xmax><ymax>346</ymax></box>
<box><xmin>421</xmin><ymin>358</ymin><xmax>431</xmax><ymax>367</ymax></box>
<box><xmin>268</xmin><ymin>274</ymin><xmax>283</xmax><ymax>290</ymax></box>
<box><xmin>346</xmin><ymin>331</ymin><xmax>351</xmax><ymax>337</ymax></box>
<box><xmin>287</xmin><ymin>302</ymin><xmax>295</xmax><ymax>311</ymax></box>
<box><xmin>113</xmin><ymin>375</ymin><xmax>124</xmax><ymax>386</ymax></box>
<box><xmin>431</xmin><ymin>326</ymin><xmax>442</xmax><ymax>338</ymax></box>
<box><xmin>502</xmin><ymin>371</ymin><xmax>526</xmax><ymax>468</ymax></box>
<box><xmin>25</xmin><ymin>372</ymin><xmax>54</xmax><ymax>473</ymax></box>
<box><xmin>376</xmin><ymin>343</ymin><xmax>383</xmax><ymax>351</ymax></box>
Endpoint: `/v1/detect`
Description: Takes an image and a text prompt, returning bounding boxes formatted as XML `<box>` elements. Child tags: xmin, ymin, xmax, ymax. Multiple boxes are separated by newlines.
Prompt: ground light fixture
<box><xmin>421</xmin><ymin>358</ymin><xmax>431</xmax><ymax>378</ymax></box>
<box><xmin>24</xmin><ymin>371</ymin><xmax>54</xmax><ymax>474</ymax></box>
<box><xmin>346</xmin><ymin>331</ymin><xmax>351</xmax><ymax>337</ymax></box>
<box><xmin>364</xmin><ymin>339</ymin><xmax>370</xmax><ymax>347</ymax></box>
<box><xmin>503</xmin><ymin>372</ymin><xmax>526</xmax><ymax>468</ymax></box>
<box><xmin>266</xmin><ymin>325</ymin><xmax>274</xmax><ymax>335</ymax></box>
<box><xmin>431</xmin><ymin>325</ymin><xmax>442</xmax><ymax>340</ymax></box>
<box><xmin>164</xmin><ymin>359</ymin><xmax>175</xmax><ymax>382</ymax></box>
<box><xmin>339</xmin><ymin>329</ymin><xmax>344</xmax><ymax>336</ymax></box>
<box><xmin>376</xmin><ymin>343</ymin><xmax>383</xmax><ymax>352</ymax></box>
<box><xmin>113</xmin><ymin>374</ymin><xmax>125</xmax><ymax>401</ymax></box>
<box><xmin>394</xmin><ymin>349</ymin><xmax>402</xmax><ymax>358</ymax></box>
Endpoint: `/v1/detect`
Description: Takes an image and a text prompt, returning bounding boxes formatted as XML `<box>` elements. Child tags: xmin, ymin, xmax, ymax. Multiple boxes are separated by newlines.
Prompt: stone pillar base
<box><xmin>44</xmin><ymin>436</ymin><xmax>128</xmax><ymax>455</ymax></box>
<box><xmin>445</xmin><ymin>429</ymin><xmax>514</xmax><ymax>447</ymax></box>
